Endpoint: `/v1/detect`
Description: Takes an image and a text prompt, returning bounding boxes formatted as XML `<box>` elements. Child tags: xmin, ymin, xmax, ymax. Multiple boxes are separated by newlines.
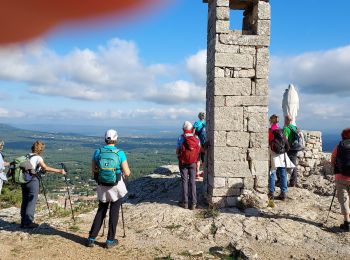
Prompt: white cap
<box><xmin>105</xmin><ymin>129</ymin><xmax>118</xmax><ymax>141</ymax></box>
<box><xmin>183</xmin><ymin>121</ymin><xmax>193</xmax><ymax>131</ymax></box>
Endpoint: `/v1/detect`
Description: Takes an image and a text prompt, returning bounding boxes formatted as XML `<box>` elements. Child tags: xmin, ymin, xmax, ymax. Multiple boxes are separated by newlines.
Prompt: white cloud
<box><xmin>0</xmin><ymin>39</ymin><xmax>207</xmax><ymax>107</ymax></box>
<box><xmin>269</xmin><ymin>45</ymin><xmax>350</xmax><ymax>132</ymax></box>
<box><xmin>0</xmin><ymin>107</ymin><xmax>25</xmax><ymax>118</ymax></box>
<box><xmin>186</xmin><ymin>49</ymin><xmax>207</xmax><ymax>86</ymax></box>
<box><xmin>270</xmin><ymin>45</ymin><xmax>350</xmax><ymax>96</ymax></box>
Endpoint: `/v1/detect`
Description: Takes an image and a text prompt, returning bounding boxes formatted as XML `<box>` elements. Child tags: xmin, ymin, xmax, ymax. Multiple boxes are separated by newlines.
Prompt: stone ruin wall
<box><xmin>204</xmin><ymin>0</ymin><xmax>271</xmax><ymax>207</ymax></box>
<box><xmin>298</xmin><ymin>131</ymin><xmax>324</xmax><ymax>177</ymax></box>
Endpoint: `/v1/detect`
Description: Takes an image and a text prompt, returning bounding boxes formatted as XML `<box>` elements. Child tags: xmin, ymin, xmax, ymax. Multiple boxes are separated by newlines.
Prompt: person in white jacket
<box><xmin>0</xmin><ymin>140</ymin><xmax>9</xmax><ymax>195</ymax></box>
<box><xmin>268</xmin><ymin>128</ymin><xmax>295</xmax><ymax>201</ymax></box>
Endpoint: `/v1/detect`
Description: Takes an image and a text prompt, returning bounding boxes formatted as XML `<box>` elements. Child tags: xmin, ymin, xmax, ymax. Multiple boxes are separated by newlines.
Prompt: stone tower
<box><xmin>203</xmin><ymin>0</ymin><xmax>270</xmax><ymax>207</ymax></box>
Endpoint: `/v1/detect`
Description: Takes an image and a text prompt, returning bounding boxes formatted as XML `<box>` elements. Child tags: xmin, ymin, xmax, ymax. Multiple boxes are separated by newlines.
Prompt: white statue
<box><xmin>282</xmin><ymin>84</ymin><xmax>299</xmax><ymax>126</ymax></box>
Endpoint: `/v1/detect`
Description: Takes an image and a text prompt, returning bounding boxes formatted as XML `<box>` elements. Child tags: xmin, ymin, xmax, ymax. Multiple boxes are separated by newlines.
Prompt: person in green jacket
<box><xmin>283</xmin><ymin>115</ymin><xmax>298</xmax><ymax>187</ymax></box>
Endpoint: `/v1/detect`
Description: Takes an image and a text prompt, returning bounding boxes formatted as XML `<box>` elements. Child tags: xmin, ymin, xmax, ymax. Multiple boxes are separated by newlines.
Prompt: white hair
<box><xmin>183</xmin><ymin>121</ymin><xmax>193</xmax><ymax>131</ymax></box>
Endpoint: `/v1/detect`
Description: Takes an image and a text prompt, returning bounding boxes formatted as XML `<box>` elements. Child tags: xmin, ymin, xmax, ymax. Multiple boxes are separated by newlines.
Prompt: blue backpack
<box><xmin>195</xmin><ymin>124</ymin><xmax>206</xmax><ymax>146</ymax></box>
<box><xmin>97</xmin><ymin>147</ymin><xmax>122</xmax><ymax>186</ymax></box>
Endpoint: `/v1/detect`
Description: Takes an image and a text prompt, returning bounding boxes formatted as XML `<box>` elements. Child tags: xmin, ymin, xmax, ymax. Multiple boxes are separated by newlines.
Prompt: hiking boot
<box><xmin>178</xmin><ymin>201</ymin><xmax>188</xmax><ymax>209</ymax></box>
<box><xmin>21</xmin><ymin>222</ymin><xmax>39</xmax><ymax>229</ymax></box>
<box><xmin>267</xmin><ymin>192</ymin><xmax>274</xmax><ymax>200</ymax></box>
<box><xmin>189</xmin><ymin>204</ymin><xmax>196</xmax><ymax>210</ymax></box>
<box><xmin>339</xmin><ymin>221</ymin><xmax>350</xmax><ymax>232</ymax></box>
<box><xmin>105</xmin><ymin>239</ymin><xmax>118</xmax><ymax>249</ymax></box>
<box><xmin>85</xmin><ymin>237</ymin><xmax>95</xmax><ymax>247</ymax></box>
<box><xmin>276</xmin><ymin>192</ymin><xmax>286</xmax><ymax>201</ymax></box>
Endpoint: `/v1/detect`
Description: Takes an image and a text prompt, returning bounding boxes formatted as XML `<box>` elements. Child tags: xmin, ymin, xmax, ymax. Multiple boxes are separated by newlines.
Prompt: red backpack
<box><xmin>179</xmin><ymin>134</ymin><xmax>200</xmax><ymax>165</ymax></box>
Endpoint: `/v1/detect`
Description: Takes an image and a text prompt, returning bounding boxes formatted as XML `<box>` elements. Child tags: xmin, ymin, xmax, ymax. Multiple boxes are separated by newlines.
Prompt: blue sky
<box><xmin>0</xmin><ymin>0</ymin><xmax>349</xmax><ymax>136</ymax></box>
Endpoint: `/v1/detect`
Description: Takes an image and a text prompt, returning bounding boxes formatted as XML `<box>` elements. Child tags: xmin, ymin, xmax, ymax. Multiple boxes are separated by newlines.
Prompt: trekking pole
<box><xmin>121</xmin><ymin>202</ymin><xmax>126</xmax><ymax>238</ymax></box>
<box><xmin>325</xmin><ymin>187</ymin><xmax>337</xmax><ymax>225</ymax></box>
<box><xmin>38</xmin><ymin>173</ymin><xmax>51</xmax><ymax>217</ymax></box>
<box><xmin>60</xmin><ymin>163</ymin><xmax>75</xmax><ymax>223</ymax></box>
<box><xmin>101</xmin><ymin>218</ymin><xmax>106</xmax><ymax>237</ymax></box>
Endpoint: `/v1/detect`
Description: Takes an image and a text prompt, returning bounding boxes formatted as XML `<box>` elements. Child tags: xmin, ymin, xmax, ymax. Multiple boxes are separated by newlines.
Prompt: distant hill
<box><xmin>0</xmin><ymin>123</ymin><xmax>177</xmax><ymax>193</ymax></box>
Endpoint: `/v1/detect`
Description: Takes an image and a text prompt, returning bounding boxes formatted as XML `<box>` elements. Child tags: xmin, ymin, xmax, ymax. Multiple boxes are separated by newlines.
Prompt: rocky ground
<box><xmin>0</xmin><ymin>165</ymin><xmax>349</xmax><ymax>260</ymax></box>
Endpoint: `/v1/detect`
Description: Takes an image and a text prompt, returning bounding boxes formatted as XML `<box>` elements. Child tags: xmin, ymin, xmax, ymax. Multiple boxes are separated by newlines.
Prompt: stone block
<box><xmin>214</xmin><ymin>78</ymin><xmax>252</xmax><ymax>96</ymax></box>
<box><xmin>215</xmin><ymin>38</ymin><xmax>240</xmax><ymax>53</ymax></box>
<box><xmin>226</xmin><ymin>196</ymin><xmax>239</xmax><ymax>207</ymax></box>
<box><xmin>250</xmin><ymin>160</ymin><xmax>269</xmax><ymax>176</ymax></box>
<box><xmin>239</xmin><ymin>46</ymin><xmax>256</xmax><ymax>55</ymax></box>
<box><xmin>214</xmin><ymin>107</ymin><xmax>243</xmax><ymax>131</ymax></box>
<box><xmin>246</xmin><ymin>112</ymin><xmax>268</xmax><ymax>133</ymax></box>
<box><xmin>255</xmin><ymin>174</ymin><xmax>268</xmax><ymax>188</ymax></box>
<box><xmin>250</xmin><ymin>132</ymin><xmax>268</xmax><ymax>148</ymax></box>
<box><xmin>220</xmin><ymin>33</ymin><xmax>270</xmax><ymax>47</ymax></box>
<box><xmin>257</xmin><ymin>19</ymin><xmax>270</xmax><ymax>36</ymax></box>
<box><xmin>226</xmin><ymin>132</ymin><xmax>250</xmax><ymax>148</ymax></box>
<box><xmin>257</xmin><ymin>1</ymin><xmax>271</xmax><ymax>20</ymax></box>
<box><xmin>238</xmin><ymin>69</ymin><xmax>255</xmax><ymax>78</ymax></box>
<box><xmin>227</xmin><ymin>177</ymin><xmax>244</xmax><ymax>188</ymax></box>
<box><xmin>209</xmin><ymin>196</ymin><xmax>226</xmax><ymax>208</ymax></box>
<box><xmin>214</xmin><ymin>147</ymin><xmax>246</xmax><ymax>162</ymax></box>
<box><xmin>216</xmin><ymin>20</ymin><xmax>230</xmax><ymax>33</ymax></box>
<box><xmin>256</xmin><ymin>47</ymin><xmax>269</xmax><ymax>79</ymax></box>
<box><xmin>214</xmin><ymin>131</ymin><xmax>227</xmax><ymax>147</ymax></box>
<box><xmin>212</xmin><ymin>188</ymin><xmax>241</xmax><ymax>197</ymax></box>
<box><xmin>244</xmin><ymin>106</ymin><xmax>268</xmax><ymax>113</ymax></box>
<box><xmin>214</xmin><ymin>95</ymin><xmax>225</xmax><ymax>106</ymax></box>
<box><xmin>213</xmin><ymin>177</ymin><xmax>226</xmax><ymax>188</ymax></box>
<box><xmin>244</xmin><ymin>177</ymin><xmax>255</xmax><ymax>190</ymax></box>
<box><xmin>247</xmin><ymin>148</ymin><xmax>269</xmax><ymax>161</ymax></box>
<box><xmin>213</xmin><ymin>161</ymin><xmax>251</xmax><ymax>177</ymax></box>
<box><xmin>255</xmin><ymin>79</ymin><xmax>269</xmax><ymax>95</ymax></box>
<box><xmin>226</xmin><ymin>96</ymin><xmax>268</xmax><ymax>106</ymax></box>
<box><xmin>215</xmin><ymin>67</ymin><xmax>225</xmax><ymax>77</ymax></box>
<box><xmin>215</xmin><ymin>53</ymin><xmax>254</xmax><ymax>68</ymax></box>
<box><xmin>216</xmin><ymin>0</ymin><xmax>229</xmax><ymax>7</ymax></box>
<box><xmin>216</xmin><ymin>7</ymin><xmax>229</xmax><ymax>20</ymax></box>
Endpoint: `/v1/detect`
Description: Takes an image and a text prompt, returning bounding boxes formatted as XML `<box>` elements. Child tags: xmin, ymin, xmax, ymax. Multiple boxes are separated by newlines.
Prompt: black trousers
<box><xmin>89</xmin><ymin>199</ymin><xmax>122</xmax><ymax>241</ymax></box>
<box><xmin>287</xmin><ymin>150</ymin><xmax>298</xmax><ymax>186</ymax></box>
<box><xmin>179</xmin><ymin>163</ymin><xmax>197</xmax><ymax>205</ymax></box>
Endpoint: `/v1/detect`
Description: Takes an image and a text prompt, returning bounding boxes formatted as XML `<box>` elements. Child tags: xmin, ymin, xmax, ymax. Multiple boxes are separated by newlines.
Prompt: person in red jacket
<box><xmin>176</xmin><ymin>121</ymin><xmax>200</xmax><ymax>210</ymax></box>
<box><xmin>331</xmin><ymin>128</ymin><xmax>350</xmax><ymax>232</ymax></box>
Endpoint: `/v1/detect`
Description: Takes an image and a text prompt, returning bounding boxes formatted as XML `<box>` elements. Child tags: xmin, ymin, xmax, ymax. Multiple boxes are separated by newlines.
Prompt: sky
<box><xmin>0</xmin><ymin>0</ymin><xmax>349</xmax><ymax>136</ymax></box>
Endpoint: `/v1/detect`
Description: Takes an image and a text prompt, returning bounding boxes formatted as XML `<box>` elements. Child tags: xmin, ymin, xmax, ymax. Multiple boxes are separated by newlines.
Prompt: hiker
<box><xmin>86</xmin><ymin>129</ymin><xmax>131</xmax><ymax>249</ymax></box>
<box><xmin>283</xmin><ymin>115</ymin><xmax>299</xmax><ymax>187</ymax></box>
<box><xmin>193</xmin><ymin>112</ymin><xmax>206</xmax><ymax>179</ymax></box>
<box><xmin>331</xmin><ymin>128</ymin><xmax>350</xmax><ymax>232</ymax></box>
<box><xmin>176</xmin><ymin>121</ymin><xmax>201</xmax><ymax>210</ymax></box>
<box><xmin>268</xmin><ymin>116</ymin><xmax>295</xmax><ymax>201</ymax></box>
<box><xmin>0</xmin><ymin>140</ymin><xmax>10</xmax><ymax>195</ymax></box>
<box><xmin>20</xmin><ymin>141</ymin><xmax>66</xmax><ymax>228</ymax></box>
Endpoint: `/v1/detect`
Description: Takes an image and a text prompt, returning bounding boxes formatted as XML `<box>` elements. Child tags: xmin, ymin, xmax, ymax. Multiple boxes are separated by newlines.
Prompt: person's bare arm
<box><xmin>92</xmin><ymin>160</ymin><xmax>98</xmax><ymax>178</ymax></box>
<box><xmin>3</xmin><ymin>161</ymin><xmax>9</xmax><ymax>167</ymax></box>
<box><xmin>121</xmin><ymin>160</ymin><xmax>131</xmax><ymax>177</ymax></box>
<box><xmin>39</xmin><ymin>161</ymin><xmax>65</xmax><ymax>175</ymax></box>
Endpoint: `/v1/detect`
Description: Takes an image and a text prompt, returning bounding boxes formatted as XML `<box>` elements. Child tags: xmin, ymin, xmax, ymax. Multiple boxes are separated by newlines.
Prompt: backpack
<box><xmin>270</xmin><ymin>129</ymin><xmax>289</xmax><ymax>154</ymax></box>
<box><xmin>179</xmin><ymin>134</ymin><xmax>200</xmax><ymax>165</ymax></box>
<box><xmin>335</xmin><ymin>140</ymin><xmax>350</xmax><ymax>176</ymax></box>
<box><xmin>97</xmin><ymin>147</ymin><xmax>122</xmax><ymax>186</ymax></box>
<box><xmin>288</xmin><ymin>126</ymin><xmax>304</xmax><ymax>151</ymax></box>
<box><xmin>195</xmin><ymin>125</ymin><xmax>206</xmax><ymax>146</ymax></box>
<box><xmin>8</xmin><ymin>154</ymin><xmax>38</xmax><ymax>184</ymax></box>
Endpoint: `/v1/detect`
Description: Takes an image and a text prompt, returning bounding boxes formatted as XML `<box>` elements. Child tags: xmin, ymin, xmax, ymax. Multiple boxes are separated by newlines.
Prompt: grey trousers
<box><xmin>180</xmin><ymin>163</ymin><xmax>197</xmax><ymax>205</ymax></box>
<box><xmin>21</xmin><ymin>177</ymin><xmax>39</xmax><ymax>225</ymax></box>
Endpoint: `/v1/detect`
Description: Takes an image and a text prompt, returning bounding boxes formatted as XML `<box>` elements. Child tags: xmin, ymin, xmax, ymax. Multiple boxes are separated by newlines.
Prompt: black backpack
<box><xmin>335</xmin><ymin>139</ymin><xmax>350</xmax><ymax>176</ymax></box>
<box><xmin>270</xmin><ymin>129</ymin><xmax>289</xmax><ymax>154</ymax></box>
<box><xmin>288</xmin><ymin>126</ymin><xmax>304</xmax><ymax>151</ymax></box>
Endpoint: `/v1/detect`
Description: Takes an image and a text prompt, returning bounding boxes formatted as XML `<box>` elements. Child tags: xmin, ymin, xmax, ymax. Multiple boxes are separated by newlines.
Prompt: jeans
<box><xmin>89</xmin><ymin>199</ymin><xmax>122</xmax><ymax>241</ymax></box>
<box><xmin>268</xmin><ymin>167</ymin><xmax>288</xmax><ymax>193</ymax></box>
<box><xmin>179</xmin><ymin>163</ymin><xmax>197</xmax><ymax>205</ymax></box>
<box><xmin>21</xmin><ymin>177</ymin><xmax>40</xmax><ymax>225</ymax></box>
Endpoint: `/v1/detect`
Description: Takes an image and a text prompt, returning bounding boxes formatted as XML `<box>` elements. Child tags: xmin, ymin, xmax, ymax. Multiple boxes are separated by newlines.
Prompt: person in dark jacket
<box><xmin>331</xmin><ymin>128</ymin><xmax>350</xmax><ymax>232</ymax></box>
